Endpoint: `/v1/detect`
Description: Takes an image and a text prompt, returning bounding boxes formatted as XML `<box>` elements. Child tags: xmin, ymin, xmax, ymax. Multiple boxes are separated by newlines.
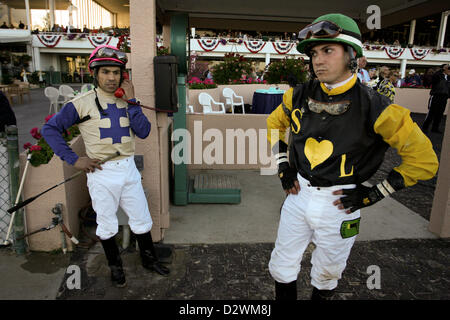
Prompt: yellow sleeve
<box><xmin>266</xmin><ymin>87</ymin><xmax>293</xmax><ymax>148</ymax></box>
<box><xmin>373</xmin><ymin>104</ymin><xmax>439</xmax><ymax>187</ymax></box>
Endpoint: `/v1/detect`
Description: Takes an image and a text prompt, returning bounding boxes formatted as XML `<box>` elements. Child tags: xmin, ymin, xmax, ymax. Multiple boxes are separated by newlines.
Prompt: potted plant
<box><xmin>264</xmin><ymin>57</ymin><xmax>307</xmax><ymax>84</ymax></box>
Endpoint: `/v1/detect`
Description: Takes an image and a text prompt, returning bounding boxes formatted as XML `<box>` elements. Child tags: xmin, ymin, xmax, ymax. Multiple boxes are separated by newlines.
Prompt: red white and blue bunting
<box><xmin>197</xmin><ymin>38</ymin><xmax>220</xmax><ymax>52</ymax></box>
<box><xmin>384</xmin><ymin>46</ymin><xmax>405</xmax><ymax>59</ymax></box>
<box><xmin>244</xmin><ymin>40</ymin><xmax>266</xmax><ymax>53</ymax></box>
<box><xmin>272</xmin><ymin>41</ymin><xmax>294</xmax><ymax>54</ymax></box>
<box><xmin>37</xmin><ymin>35</ymin><xmax>62</xmax><ymax>48</ymax></box>
<box><xmin>410</xmin><ymin>48</ymin><xmax>430</xmax><ymax>60</ymax></box>
<box><xmin>88</xmin><ymin>36</ymin><xmax>112</xmax><ymax>47</ymax></box>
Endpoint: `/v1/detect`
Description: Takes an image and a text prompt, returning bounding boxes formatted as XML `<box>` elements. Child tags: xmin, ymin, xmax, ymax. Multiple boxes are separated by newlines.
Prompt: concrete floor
<box><xmin>164</xmin><ymin>169</ymin><xmax>437</xmax><ymax>244</ymax></box>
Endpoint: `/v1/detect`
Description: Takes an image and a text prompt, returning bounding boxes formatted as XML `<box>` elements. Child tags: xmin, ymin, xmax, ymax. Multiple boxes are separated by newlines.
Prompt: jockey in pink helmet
<box><xmin>88</xmin><ymin>45</ymin><xmax>128</xmax><ymax>86</ymax></box>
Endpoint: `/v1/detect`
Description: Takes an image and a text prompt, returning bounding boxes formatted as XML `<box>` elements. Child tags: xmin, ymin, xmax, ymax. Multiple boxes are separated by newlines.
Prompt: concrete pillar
<box><xmin>24</xmin><ymin>0</ymin><xmax>31</xmax><ymax>30</ymax></box>
<box><xmin>399</xmin><ymin>59</ymin><xmax>407</xmax><ymax>79</ymax></box>
<box><xmin>408</xmin><ymin>19</ymin><xmax>416</xmax><ymax>46</ymax></box>
<box><xmin>265</xmin><ymin>53</ymin><xmax>271</xmax><ymax>66</ymax></box>
<box><xmin>130</xmin><ymin>0</ymin><xmax>167</xmax><ymax>241</ymax></box>
<box><xmin>429</xmin><ymin>113</ymin><xmax>450</xmax><ymax>237</ymax></box>
<box><xmin>33</xmin><ymin>47</ymin><xmax>41</xmax><ymax>73</ymax></box>
<box><xmin>49</xmin><ymin>0</ymin><xmax>55</xmax><ymax>30</ymax></box>
<box><xmin>437</xmin><ymin>11</ymin><xmax>449</xmax><ymax>49</ymax></box>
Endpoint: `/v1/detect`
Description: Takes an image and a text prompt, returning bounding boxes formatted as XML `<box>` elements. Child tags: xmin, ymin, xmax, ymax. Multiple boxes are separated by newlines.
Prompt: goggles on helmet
<box><xmin>298</xmin><ymin>20</ymin><xmax>361</xmax><ymax>42</ymax></box>
<box><xmin>298</xmin><ymin>20</ymin><xmax>343</xmax><ymax>40</ymax></box>
<box><xmin>90</xmin><ymin>46</ymin><xmax>128</xmax><ymax>64</ymax></box>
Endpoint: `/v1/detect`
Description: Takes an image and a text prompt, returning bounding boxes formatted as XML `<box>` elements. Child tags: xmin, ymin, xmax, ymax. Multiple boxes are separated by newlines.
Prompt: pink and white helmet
<box><xmin>88</xmin><ymin>45</ymin><xmax>128</xmax><ymax>72</ymax></box>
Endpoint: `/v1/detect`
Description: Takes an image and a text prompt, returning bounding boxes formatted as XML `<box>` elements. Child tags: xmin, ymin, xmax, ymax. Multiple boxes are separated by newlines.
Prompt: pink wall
<box><xmin>189</xmin><ymin>85</ymin><xmax>448</xmax><ymax>114</ymax></box>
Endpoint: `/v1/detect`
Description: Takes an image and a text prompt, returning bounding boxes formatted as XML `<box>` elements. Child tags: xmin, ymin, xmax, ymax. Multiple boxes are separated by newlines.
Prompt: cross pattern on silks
<box><xmin>99</xmin><ymin>103</ymin><xmax>131</xmax><ymax>144</ymax></box>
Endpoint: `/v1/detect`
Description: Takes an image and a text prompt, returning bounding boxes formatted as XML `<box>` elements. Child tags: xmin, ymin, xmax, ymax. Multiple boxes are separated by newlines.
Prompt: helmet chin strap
<box><xmin>347</xmin><ymin>45</ymin><xmax>358</xmax><ymax>73</ymax></box>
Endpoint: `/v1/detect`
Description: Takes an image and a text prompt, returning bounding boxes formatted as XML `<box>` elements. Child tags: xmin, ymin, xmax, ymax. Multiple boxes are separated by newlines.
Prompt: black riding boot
<box><xmin>310</xmin><ymin>287</ymin><xmax>335</xmax><ymax>300</ymax></box>
<box><xmin>100</xmin><ymin>237</ymin><xmax>126</xmax><ymax>287</ymax></box>
<box><xmin>275</xmin><ymin>280</ymin><xmax>297</xmax><ymax>300</ymax></box>
<box><xmin>135</xmin><ymin>231</ymin><xmax>170</xmax><ymax>276</ymax></box>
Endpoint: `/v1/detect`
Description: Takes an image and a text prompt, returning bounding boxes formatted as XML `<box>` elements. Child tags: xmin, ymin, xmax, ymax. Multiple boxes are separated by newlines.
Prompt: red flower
<box><xmin>23</xmin><ymin>143</ymin><xmax>32</xmax><ymax>150</ymax></box>
<box><xmin>45</xmin><ymin>114</ymin><xmax>55</xmax><ymax>123</ymax></box>
<box><xmin>29</xmin><ymin>145</ymin><xmax>42</xmax><ymax>152</ymax></box>
<box><xmin>30</xmin><ymin>127</ymin><xmax>42</xmax><ymax>140</ymax></box>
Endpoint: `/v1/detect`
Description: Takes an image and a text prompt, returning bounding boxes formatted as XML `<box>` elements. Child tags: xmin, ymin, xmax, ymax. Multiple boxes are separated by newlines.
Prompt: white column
<box><xmin>33</xmin><ymin>47</ymin><xmax>41</xmax><ymax>73</ymax></box>
<box><xmin>49</xmin><ymin>0</ymin><xmax>55</xmax><ymax>30</ymax></box>
<box><xmin>408</xmin><ymin>19</ymin><xmax>416</xmax><ymax>46</ymax></box>
<box><xmin>265</xmin><ymin>53</ymin><xmax>271</xmax><ymax>66</ymax></box>
<box><xmin>68</xmin><ymin>5</ymin><xmax>74</xmax><ymax>27</ymax></box>
<box><xmin>400</xmin><ymin>59</ymin><xmax>407</xmax><ymax>80</ymax></box>
<box><xmin>437</xmin><ymin>11</ymin><xmax>449</xmax><ymax>49</ymax></box>
<box><xmin>24</xmin><ymin>0</ymin><xmax>31</xmax><ymax>30</ymax></box>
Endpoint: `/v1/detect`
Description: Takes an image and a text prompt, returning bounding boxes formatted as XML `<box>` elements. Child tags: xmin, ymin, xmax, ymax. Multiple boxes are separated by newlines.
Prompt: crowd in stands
<box><xmin>191</xmin><ymin>28</ymin><xmax>448</xmax><ymax>48</ymax></box>
<box><xmin>1</xmin><ymin>20</ymin><xmax>26</xmax><ymax>29</ymax></box>
<box><xmin>1</xmin><ymin>21</ymin><xmax>130</xmax><ymax>37</ymax></box>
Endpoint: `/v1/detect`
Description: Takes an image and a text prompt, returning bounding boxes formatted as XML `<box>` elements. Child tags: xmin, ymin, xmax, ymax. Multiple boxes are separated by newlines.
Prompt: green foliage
<box><xmin>212</xmin><ymin>53</ymin><xmax>252</xmax><ymax>85</ymax></box>
<box><xmin>1</xmin><ymin>73</ymin><xmax>13</xmax><ymax>85</ymax></box>
<box><xmin>26</xmin><ymin>119</ymin><xmax>81</xmax><ymax>167</ymax></box>
<box><xmin>29</xmin><ymin>71</ymin><xmax>40</xmax><ymax>85</ymax></box>
<box><xmin>187</xmin><ymin>77</ymin><xmax>217</xmax><ymax>89</ymax></box>
<box><xmin>264</xmin><ymin>57</ymin><xmax>308</xmax><ymax>84</ymax></box>
<box><xmin>157</xmin><ymin>46</ymin><xmax>170</xmax><ymax>56</ymax></box>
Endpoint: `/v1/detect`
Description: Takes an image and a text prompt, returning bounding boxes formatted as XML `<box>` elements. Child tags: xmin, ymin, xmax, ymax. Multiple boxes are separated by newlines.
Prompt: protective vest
<box><xmin>267</xmin><ymin>75</ymin><xmax>438</xmax><ymax>188</ymax></box>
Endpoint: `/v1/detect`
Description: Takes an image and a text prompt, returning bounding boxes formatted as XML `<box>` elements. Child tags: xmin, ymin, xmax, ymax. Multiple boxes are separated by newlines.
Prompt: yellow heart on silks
<box><xmin>304</xmin><ymin>138</ymin><xmax>334</xmax><ymax>170</ymax></box>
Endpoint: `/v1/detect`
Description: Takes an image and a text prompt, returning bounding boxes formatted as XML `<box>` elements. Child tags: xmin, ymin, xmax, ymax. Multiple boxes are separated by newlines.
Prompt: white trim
<box><xmin>275</xmin><ymin>153</ymin><xmax>288</xmax><ymax>159</ymax></box>
<box><xmin>376</xmin><ymin>183</ymin><xmax>390</xmax><ymax>197</ymax></box>
<box><xmin>276</xmin><ymin>158</ymin><xmax>289</xmax><ymax>165</ymax></box>
<box><xmin>381</xmin><ymin>179</ymin><xmax>396</xmax><ymax>194</ymax></box>
<box><xmin>310</xmin><ymin>34</ymin><xmax>362</xmax><ymax>49</ymax></box>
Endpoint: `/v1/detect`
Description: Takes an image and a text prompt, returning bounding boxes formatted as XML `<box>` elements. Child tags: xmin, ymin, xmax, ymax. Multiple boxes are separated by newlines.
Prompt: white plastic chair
<box><xmin>44</xmin><ymin>87</ymin><xmax>62</xmax><ymax>114</ymax></box>
<box><xmin>198</xmin><ymin>92</ymin><xmax>226</xmax><ymax>114</ymax></box>
<box><xmin>81</xmin><ymin>83</ymin><xmax>94</xmax><ymax>93</ymax></box>
<box><xmin>222</xmin><ymin>87</ymin><xmax>245</xmax><ymax>114</ymax></box>
<box><xmin>59</xmin><ymin>84</ymin><xmax>75</xmax><ymax>102</ymax></box>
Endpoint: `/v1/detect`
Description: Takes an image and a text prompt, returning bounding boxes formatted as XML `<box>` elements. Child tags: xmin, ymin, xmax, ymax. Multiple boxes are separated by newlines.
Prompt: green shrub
<box><xmin>212</xmin><ymin>53</ymin><xmax>252</xmax><ymax>85</ymax></box>
<box><xmin>264</xmin><ymin>57</ymin><xmax>308</xmax><ymax>84</ymax></box>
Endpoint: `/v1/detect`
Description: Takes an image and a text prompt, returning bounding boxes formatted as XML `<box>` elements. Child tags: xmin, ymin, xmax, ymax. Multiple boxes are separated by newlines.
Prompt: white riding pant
<box><xmin>269</xmin><ymin>174</ymin><xmax>360</xmax><ymax>290</ymax></box>
<box><xmin>86</xmin><ymin>156</ymin><xmax>152</xmax><ymax>240</ymax></box>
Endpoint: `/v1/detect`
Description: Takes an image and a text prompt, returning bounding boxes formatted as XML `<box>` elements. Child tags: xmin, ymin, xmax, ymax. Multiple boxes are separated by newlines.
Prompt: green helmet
<box><xmin>297</xmin><ymin>13</ymin><xmax>363</xmax><ymax>58</ymax></box>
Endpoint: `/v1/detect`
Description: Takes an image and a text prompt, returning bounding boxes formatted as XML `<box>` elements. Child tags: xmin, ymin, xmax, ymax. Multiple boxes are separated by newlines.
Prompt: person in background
<box><xmin>405</xmin><ymin>69</ymin><xmax>422</xmax><ymax>87</ymax></box>
<box><xmin>0</xmin><ymin>91</ymin><xmax>17</xmax><ymax>132</ymax></box>
<box><xmin>18</xmin><ymin>21</ymin><xmax>25</xmax><ymax>29</ymax></box>
<box><xmin>1</xmin><ymin>22</ymin><xmax>8</xmax><ymax>29</ymax></box>
<box><xmin>367</xmin><ymin>68</ymin><xmax>378</xmax><ymax>88</ymax></box>
<box><xmin>422</xmin><ymin>64</ymin><xmax>450</xmax><ymax>133</ymax></box>
<box><xmin>357</xmin><ymin>56</ymin><xmax>370</xmax><ymax>85</ymax></box>
<box><xmin>422</xmin><ymin>68</ymin><xmax>435</xmax><ymax>88</ymax></box>
<box><xmin>375</xmin><ymin>66</ymin><xmax>389</xmax><ymax>90</ymax></box>
<box><xmin>377</xmin><ymin>70</ymin><xmax>399</xmax><ymax>102</ymax></box>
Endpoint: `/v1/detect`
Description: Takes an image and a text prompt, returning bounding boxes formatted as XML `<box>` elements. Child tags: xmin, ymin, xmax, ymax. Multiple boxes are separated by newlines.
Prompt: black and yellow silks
<box><xmin>267</xmin><ymin>74</ymin><xmax>439</xmax><ymax>191</ymax></box>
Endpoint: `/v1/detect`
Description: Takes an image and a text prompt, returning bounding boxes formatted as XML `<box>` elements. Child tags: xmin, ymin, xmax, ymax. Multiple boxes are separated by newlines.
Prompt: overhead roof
<box><xmin>95</xmin><ymin>0</ymin><xmax>448</xmax><ymax>29</ymax></box>
<box><xmin>3</xmin><ymin>0</ymin><xmax>72</xmax><ymax>10</ymax></box>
